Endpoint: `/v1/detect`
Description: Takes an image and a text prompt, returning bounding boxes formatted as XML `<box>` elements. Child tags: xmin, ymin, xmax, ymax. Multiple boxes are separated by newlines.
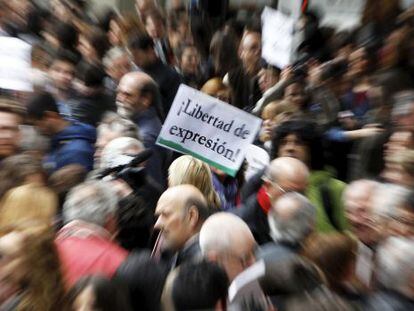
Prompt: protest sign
<box><xmin>0</xmin><ymin>37</ymin><xmax>32</xmax><ymax>92</ymax></box>
<box><xmin>156</xmin><ymin>84</ymin><xmax>262</xmax><ymax>177</ymax></box>
<box><xmin>261</xmin><ymin>6</ymin><xmax>295</xmax><ymax>69</ymax></box>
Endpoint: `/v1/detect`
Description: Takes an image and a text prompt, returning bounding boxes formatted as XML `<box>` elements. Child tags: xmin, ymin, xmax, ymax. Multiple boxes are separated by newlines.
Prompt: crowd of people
<box><xmin>1</xmin><ymin>0</ymin><xmax>414</xmax><ymax>310</ymax></box>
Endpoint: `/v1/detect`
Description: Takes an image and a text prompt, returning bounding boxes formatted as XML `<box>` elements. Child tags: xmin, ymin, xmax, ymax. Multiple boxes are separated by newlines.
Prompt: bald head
<box><xmin>155</xmin><ymin>185</ymin><xmax>209</xmax><ymax>252</ymax></box>
<box><xmin>263</xmin><ymin>157</ymin><xmax>309</xmax><ymax>204</ymax></box>
<box><xmin>116</xmin><ymin>71</ymin><xmax>157</xmax><ymax>119</ymax></box>
<box><xmin>200</xmin><ymin>213</ymin><xmax>256</xmax><ymax>281</ymax></box>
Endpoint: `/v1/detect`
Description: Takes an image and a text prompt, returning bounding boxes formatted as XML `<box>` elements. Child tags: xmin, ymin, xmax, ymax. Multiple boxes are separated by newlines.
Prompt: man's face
<box><xmin>49</xmin><ymin>60</ymin><xmax>75</xmax><ymax>91</ymax></box>
<box><xmin>154</xmin><ymin>195</ymin><xmax>193</xmax><ymax>252</ymax></box>
<box><xmin>107</xmin><ymin>54</ymin><xmax>131</xmax><ymax>83</ymax></box>
<box><xmin>265</xmin><ymin>170</ymin><xmax>308</xmax><ymax>205</ymax></box>
<box><xmin>278</xmin><ymin>134</ymin><xmax>309</xmax><ymax>165</ymax></box>
<box><xmin>384</xmin><ymin>131</ymin><xmax>414</xmax><ymax>164</ymax></box>
<box><xmin>284</xmin><ymin>83</ymin><xmax>306</xmax><ymax>108</ymax></box>
<box><xmin>239</xmin><ymin>33</ymin><xmax>261</xmax><ymax>72</ymax></box>
<box><xmin>0</xmin><ymin>112</ymin><xmax>21</xmax><ymax>159</ymax></box>
<box><xmin>145</xmin><ymin>16</ymin><xmax>165</xmax><ymax>39</ymax></box>
<box><xmin>116</xmin><ymin>76</ymin><xmax>143</xmax><ymax>119</ymax></box>
<box><xmin>345</xmin><ymin>189</ymin><xmax>379</xmax><ymax>246</ymax></box>
<box><xmin>181</xmin><ymin>47</ymin><xmax>199</xmax><ymax>75</ymax></box>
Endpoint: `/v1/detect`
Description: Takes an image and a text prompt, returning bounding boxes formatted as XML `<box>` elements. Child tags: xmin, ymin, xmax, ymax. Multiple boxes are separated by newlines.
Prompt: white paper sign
<box><xmin>0</xmin><ymin>37</ymin><xmax>32</xmax><ymax>92</ymax></box>
<box><xmin>156</xmin><ymin>84</ymin><xmax>262</xmax><ymax>177</ymax></box>
<box><xmin>261</xmin><ymin>6</ymin><xmax>295</xmax><ymax>69</ymax></box>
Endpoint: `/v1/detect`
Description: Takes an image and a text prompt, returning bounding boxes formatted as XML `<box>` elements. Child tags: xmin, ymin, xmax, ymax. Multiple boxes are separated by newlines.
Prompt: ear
<box><xmin>187</xmin><ymin>206</ymin><xmax>200</xmax><ymax>229</ymax></box>
<box><xmin>141</xmin><ymin>93</ymin><xmax>153</xmax><ymax>109</ymax></box>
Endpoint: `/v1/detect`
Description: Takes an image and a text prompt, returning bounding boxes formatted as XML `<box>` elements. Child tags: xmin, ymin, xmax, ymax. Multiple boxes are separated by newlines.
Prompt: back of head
<box><xmin>164</xmin><ymin>260</ymin><xmax>229</xmax><ymax>311</ymax></box>
<box><xmin>63</xmin><ymin>180</ymin><xmax>118</xmax><ymax>227</ymax></box>
<box><xmin>0</xmin><ymin>184</ymin><xmax>57</xmax><ymax>227</ymax></box>
<box><xmin>69</xmin><ymin>276</ymin><xmax>132</xmax><ymax>311</ymax></box>
<box><xmin>26</xmin><ymin>92</ymin><xmax>59</xmax><ymax>120</ymax></box>
<box><xmin>377</xmin><ymin>237</ymin><xmax>414</xmax><ymax>298</ymax></box>
<box><xmin>78</xmin><ymin>63</ymin><xmax>106</xmax><ymax>88</ymax></box>
<box><xmin>168</xmin><ymin>155</ymin><xmax>221</xmax><ymax>210</ymax></box>
<box><xmin>301</xmin><ymin>233</ymin><xmax>358</xmax><ymax>288</ymax></box>
<box><xmin>268</xmin><ymin>192</ymin><xmax>316</xmax><ymax>246</ymax></box>
<box><xmin>100</xmin><ymin>137</ymin><xmax>145</xmax><ymax>169</ymax></box>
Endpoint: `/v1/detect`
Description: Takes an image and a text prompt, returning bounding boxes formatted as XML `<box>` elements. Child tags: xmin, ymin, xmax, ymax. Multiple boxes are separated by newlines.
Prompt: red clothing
<box><xmin>257</xmin><ymin>186</ymin><xmax>271</xmax><ymax>214</ymax></box>
<box><xmin>56</xmin><ymin>220</ymin><xmax>128</xmax><ymax>287</ymax></box>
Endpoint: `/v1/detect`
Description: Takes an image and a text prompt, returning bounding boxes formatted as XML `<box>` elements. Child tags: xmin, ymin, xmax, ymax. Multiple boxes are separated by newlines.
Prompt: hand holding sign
<box><xmin>157</xmin><ymin>85</ymin><xmax>262</xmax><ymax>177</ymax></box>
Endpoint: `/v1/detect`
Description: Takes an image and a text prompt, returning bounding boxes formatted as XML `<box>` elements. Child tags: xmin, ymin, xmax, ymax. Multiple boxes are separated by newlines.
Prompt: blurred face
<box><xmin>108</xmin><ymin>20</ymin><xmax>122</xmax><ymax>46</ymax></box>
<box><xmin>78</xmin><ymin>36</ymin><xmax>97</xmax><ymax>62</ymax></box>
<box><xmin>348</xmin><ymin>48</ymin><xmax>368</xmax><ymax>78</ymax></box>
<box><xmin>94</xmin><ymin>129</ymin><xmax>120</xmax><ymax>165</ymax></box>
<box><xmin>180</xmin><ymin>47</ymin><xmax>199</xmax><ymax>75</ymax></box>
<box><xmin>277</xmin><ymin>134</ymin><xmax>309</xmax><ymax>165</ymax></box>
<box><xmin>73</xmin><ymin>286</ymin><xmax>95</xmax><ymax>311</ymax></box>
<box><xmin>388</xmin><ymin>206</ymin><xmax>414</xmax><ymax>238</ymax></box>
<box><xmin>116</xmin><ymin>76</ymin><xmax>144</xmax><ymax>119</ymax></box>
<box><xmin>265</xmin><ymin>172</ymin><xmax>308</xmax><ymax>205</ymax></box>
<box><xmin>284</xmin><ymin>83</ymin><xmax>306</xmax><ymax>109</ymax></box>
<box><xmin>384</xmin><ymin>131</ymin><xmax>414</xmax><ymax>165</ymax></box>
<box><xmin>154</xmin><ymin>195</ymin><xmax>192</xmax><ymax>252</ymax></box>
<box><xmin>0</xmin><ymin>112</ymin><xmax>21</xmax><ymax>159</ymax></box>
<box><xmin>239</xmin><ymin>33</ymin><xmax>261</xmax><ymax>74</ymax></box>
<box><xmin>345</xmin><ymin>189</ymin><xmax>379</xmax><ymax>246</ymax></box>
<box><xmin>258</xmin><ymin>68</ymin><xmax>279</xmax><ymax>93</ymax></box>
<box><xmin>145</xmin><ymin>16</ymin><xmax>165</xmax><ymax>39</ymax></box>
<box><xmin>0</xmin><ymin>232</ymin><xmax>25</xmax><ymax>287</ymax></box>
<box><xmin>107</xmin><ymin>54</ymin><xmax>131</xmax><ymax>83</ymax></box>
<box><xmin>49</xmin><ymin>60</ymin><xmax>75</xmax><ymax>91</ymax></box>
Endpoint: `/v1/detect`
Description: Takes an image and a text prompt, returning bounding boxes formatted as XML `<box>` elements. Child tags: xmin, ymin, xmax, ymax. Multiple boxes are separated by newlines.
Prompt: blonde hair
<box><xmin>0</xmin><ymin>184</ymin><xmax>57</xmax><ymax>227</ymax></box>
<box><xmin>262</xmin><ymin>100</ymin><xmax>298</xmax><ymax>122</ymax></box>
<box><xmin>168</xmin><ymin>155</ymin><xmax>221</xmax><ymax>210</ymax></box>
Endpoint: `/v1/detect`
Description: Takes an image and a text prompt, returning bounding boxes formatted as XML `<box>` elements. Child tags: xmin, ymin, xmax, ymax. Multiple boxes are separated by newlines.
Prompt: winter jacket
<box><xmin>46</xmin><ymin>122</ymin><xmax>96</xmax><ymax>172</ymax></box>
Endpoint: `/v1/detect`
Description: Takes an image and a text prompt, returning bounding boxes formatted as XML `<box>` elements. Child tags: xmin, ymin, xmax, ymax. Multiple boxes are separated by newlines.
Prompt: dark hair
<box><xmin>116</xmin><ymin>195</ymin><xmax>155</xmax><ymax>250</ymax></box>
<box><xmin>139</xmin><ymin>78</ymin><xmax>165</xmax><ymax>121</ymax></box>
<box><xmin>69</xmin><ymin>276</ymin><xmax>132</xmax><ymax>311</ymax></box>
<box><xmin>184</xmin><ymin>196</ymin><xmax>211</xmax><ymax>224</ymax></box>
<box><xmin>55</xmin><ymin>22</ymin><xmax>78</xmax><ymax>50</ymax></box>
<box><xmin>172</xmin><ymin>260</ymin><xmax>229</xmax><ymax>310</ymax></box>
<box><xmin>78</xmin><ymin>63</ymin><xmax>106</xmax><ymax>87</ymax></box>
<box><xmin>86</xmin><ymin>28</ymin><xmax>110</xmax><ymax>59</ymax></box>
<box><xmin>26</xmin><ymin>92</ymin><xmax>59</xmax><ymax>120</ymax></box>
<box><xmin>403</xmin><ymin>190</ymin><xmax>414</xmax><ymax>213</ymax></box>
<box><xmin>271</xmin><ymin>120</ymin><xmax>325</xmax><ymax>170</ymax></box>
<box><xmin>98</xmin><ymin>9</ymin><xmax>117</xmax><ymax>32</ymax></box>
<box><xmin>51</xmin><ymin>49</ymin><xmax>78</xmax><ymax>67</ymax></box>
<box><xmin>128</xmin><ymin>34</ymin><xmax>154</xmax><ymax>51</ymax></box>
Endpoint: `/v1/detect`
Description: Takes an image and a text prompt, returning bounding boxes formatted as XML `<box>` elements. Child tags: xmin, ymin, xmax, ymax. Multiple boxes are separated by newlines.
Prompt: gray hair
<box><xmin>268</xmin><ymin>192</ymin><xmax>316</xmax><ymax>245</ymax></box>
<box><xmin>100</xmin><ymin>137</ymin><xmax>145</xmax><ymax>169</ymax></box>
<box><xmin>103</xmin><ymin>47</ymin><xmax>129</xmax><ymax>68</ymax></box>
<box><xmin>98</xmin><ymin>112</ymin><xmax>141</xmax><ymax>140</ymax></box>
<box><xmin>372</xmin><ymin>184</ymin><xmax>411</xmax><ymax>219</ymax></box>
<box><xmin>63</xmin><ymin>180</ymin><xmax>118</xmax><ymax>227</ymax></box>
<box><xmin>377</xmin><ymin>237</ymin><xmax>414</xmax><ymax>296</ymax></box>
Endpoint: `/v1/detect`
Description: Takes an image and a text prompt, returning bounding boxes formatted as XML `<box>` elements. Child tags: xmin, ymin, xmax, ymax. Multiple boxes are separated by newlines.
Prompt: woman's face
<box><xmin>277</xmin><ymin>134</ymin><xmax>309</xmax><ymax>164</ymax></box>
<box><xmin>108</xmin><ymin>20</ymin><xmax>122</xmax><ymax>46</ymax></box>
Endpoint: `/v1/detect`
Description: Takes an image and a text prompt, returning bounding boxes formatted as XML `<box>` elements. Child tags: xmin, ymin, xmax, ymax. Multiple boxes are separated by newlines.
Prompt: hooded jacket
<box><xmin>46</xmin><ymin>122</ymin><xmax>96</xmax><ymax>172</ymax></box>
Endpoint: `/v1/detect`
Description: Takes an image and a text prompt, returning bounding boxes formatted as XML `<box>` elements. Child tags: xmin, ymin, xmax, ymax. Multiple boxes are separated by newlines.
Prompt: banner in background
<box><xmin>261</xmin><ymin>6</ymin><xmax>295</xmax><ymax>69</ymax></box>
<box><xmin>157</xmin><ymin>84</ymin><xmax>262</xmax><ymax>176</ymax></box>
<box><xmin>0</xmin><ymin>37</ymin><xmax>32</xmax><ymax>92</ymax></box>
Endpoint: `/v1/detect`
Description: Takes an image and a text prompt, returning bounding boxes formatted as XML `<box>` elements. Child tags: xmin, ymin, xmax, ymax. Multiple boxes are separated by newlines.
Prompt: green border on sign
<box><xmin>158</xmin><ymin>138</ymin><xmax>237</xmax><ymax>177</ymax></box>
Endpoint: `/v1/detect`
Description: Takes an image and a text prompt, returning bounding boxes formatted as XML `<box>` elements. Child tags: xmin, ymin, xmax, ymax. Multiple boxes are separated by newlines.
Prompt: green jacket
<box><xmin>307</xmin><ymin>170</ymin><xmax>348</xmax><ymax>232</ymax></box>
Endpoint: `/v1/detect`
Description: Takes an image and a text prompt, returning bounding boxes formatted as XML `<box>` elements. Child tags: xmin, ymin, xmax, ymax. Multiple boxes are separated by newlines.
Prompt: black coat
<box><xmin>365</xmin><ymin>290</ymin><xmax>414</xmax><ymax>311</ymax></box>
<box><xmin>114</xmin><ymin>251</ymin><xmax>169</xmax><ymax>311</ymax></box>
<box><xmin>232</xmin><ymin>194</ymin><xmax>271</xmax><ymax>245</ymax></box>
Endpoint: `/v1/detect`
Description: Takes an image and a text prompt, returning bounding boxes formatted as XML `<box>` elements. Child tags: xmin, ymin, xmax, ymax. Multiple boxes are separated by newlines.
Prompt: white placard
<box><xmin>156</xmin><ymin>84</ymin><xmax>262</xmax><ymax>177</ymax></box>
<box><xmin>261</xmin><ymin>6</ymin><xmax>295</xmax><ymax>69</ymax></box>
<box><xmin>0</xmin><ymin>37</ymin><xmax>32</xmax><ymax>92</ymax></box>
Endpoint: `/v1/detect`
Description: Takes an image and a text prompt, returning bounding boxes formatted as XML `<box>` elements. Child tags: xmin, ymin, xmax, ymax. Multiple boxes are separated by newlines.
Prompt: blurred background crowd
<box><xmin>2</xmin><ymin>0</ymin><xmax>414</xmax><ymax>310</ymax></box>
